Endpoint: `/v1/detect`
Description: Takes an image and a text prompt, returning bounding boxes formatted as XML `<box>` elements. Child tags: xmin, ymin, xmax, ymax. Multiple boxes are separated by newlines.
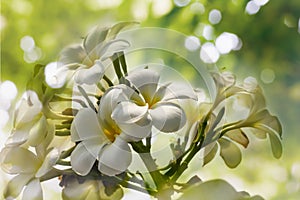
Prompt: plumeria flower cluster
<box><xmin>71</xmin><ymin>68</ymin><xmax>196</xmax><ymax>177</ymax></box>
<box><xmin>0</xmin><ymin>22</ymin><xmax>282</xmax><ymax>200</ymax></box>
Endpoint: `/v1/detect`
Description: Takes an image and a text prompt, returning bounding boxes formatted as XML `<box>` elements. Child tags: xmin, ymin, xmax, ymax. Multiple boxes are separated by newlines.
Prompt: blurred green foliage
<box><xmin>1</xmin><ymin>0</ymin><xmax>299</xmax><ymax>199</ymax></box>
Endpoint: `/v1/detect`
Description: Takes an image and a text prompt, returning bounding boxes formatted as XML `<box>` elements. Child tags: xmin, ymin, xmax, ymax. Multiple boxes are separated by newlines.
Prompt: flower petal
<box><xmin>36</xmin><ymin>122</ymin><xmax>55</xmax><ymax>156</ymax></box>
<box><xmin>5</xmin><ymin>127</ymin><xmax>30</xmax><ymax>147</ymax></box>
<box><xmin>83</xmin><ymin>26</ymin><xmax>109</xmax><ymax>55</ymax></box>
<box><xmin>35</xmin><ymin>148</ymin><xmax>60</xmax><ymax>178</ymax></box>
<box><xmin>22</xmin><ymin>179</ymin><xmax>43</xmax><ymax>200</ymax></box>
<box><xmin>15</xmin><ymin>90</ymin><xmax>42</xmax><ymax>125</ymax></box>
<box><xmin>112</xmin><ymin>101</ymin><xmax>148</xmax><ymax>124</ymax></box>
<box><xmin>82</xmin><ymin>138</ymin><xmax>105</xmax><ymax>160</ymax></box>
<box><xmin>74</xmin><ymin>61</ymin><xmax>105</xmax><ymax>85</ymax></box>
<box><xmin>28</xmin><ymin>115</ymin><xmax>48</xmax><ymax>147</ymax></box>
<box><xmin>212</xmin><ymin>72</ymin><xmax>236</xmax><ymax>90</ymax></box>
<box><xmin>118</xmin><ymin>114</ymin><xmax>152</xmax><ymax>142</ymax></box>
<box><xmin>99</xmin><ymin>87</ymin><xmax>128</xmax><ymax>133</ymax></box>
<box><xmin>99</xmin><ymin>88</ymin><xmax>127</xmax><ymax>119</ymax></box>
<box><xmin>59</xmin><ymin>44</ymin><xmax>86</xmax><ymax>65</ymax></box>
<box><xmin>0</xmin><ymin>147</ymin><xmax>40</xmax><ymax>174</ymax></box>
<box><xmin>154</xmin><ymin>82</ymin><xmax>197</xmax><ymax>102</ymax></box>
<box><xmin>4</xmin><ymin>174</ymin><xmax>33</xmax><ymax>199</ymax></box>
<box><xmin>149</xmin><ymin>102</ymin><xmax>186</xmax><ymax>133</ymax></box>
<box><xmin>219</xmin><ymin>138</ymin><xmax>242</xmax><ymax>168</ymax></box>
<box><xmin>98</xmin><ymin>137</ymin><xmax>132</xmax><ymax>176</ymax></box>
<box><xmin>70</xmin><ymin>120</ymin><xmax>80</xmax><ymax>142</ymax></box>
<box><xmin>70</xmin><ymin>142</ymin><xmax>96</xmax><ymax>176</ymax></box>
<box><xmin>126</xmin><ymin>69</ymin><xmax>160</xmax><ymax>103</ymax></box>
<box><xmin>116</xmin><ymin>84</ymin><xmax>145</xmax><ymax>105</ymax></box>
<box><xmin>62</xmin><ymin>177</ymin><xmax>100</xmax><ymax>200</ymax></box>
<box><xmin>73</xmin><ymin>108</ymin><xmax>106</xmax><ymax>142</ymax></box>
<box><xmin>100</xmin><ymin>39</ymin><xmax>130</xmax><ymax>60</ymax></box>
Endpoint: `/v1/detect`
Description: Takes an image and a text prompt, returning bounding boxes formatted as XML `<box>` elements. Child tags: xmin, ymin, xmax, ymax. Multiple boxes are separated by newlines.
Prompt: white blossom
<box><xmin>58</xmin><ymin>24</ymin><xmax>130</xmax><ymax>85</ymax></box>
<box><xmin>0</xmin><ymin>146</ymin><xmax>60</xmax><ymax>200</ymax></box>
<box><xmin>5</xmin><ymin>90</ymin><xmax>48</xmax><ymax>147</ymax></box>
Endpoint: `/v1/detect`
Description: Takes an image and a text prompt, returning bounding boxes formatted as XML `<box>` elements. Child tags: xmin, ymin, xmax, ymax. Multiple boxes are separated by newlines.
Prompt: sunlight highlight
<box><xmin>185</xmin><ymin>36</ymin><xmax>201</xmax><ymax>51</ymax></box>
<box><xmin>200</xmin><ymin>42</ymin><xmax>220</xmax><ymax>63</ymax></box>
<box><xmin>45</xmin><ymin>62</ymin><xmax>67</xmax><ymax>88</ymax></box>
<box><xmin>209</xmin><ymin>9</ymin><xmax>222</xmax><ymax>24</ymax></box>
<box><xmin>152</xmin><ymin>0</ymin><xmax>173</xmax><ymax>17</ymax></box>
<box><xmin>174</xmin><ymin>0</ymin><xmax>190</xmax><ymax>7</ymax></box>
<box><xmin>260</xmin><ymin>68</ymin><xmax>275</xmax><ymax>84</ymax></box>
<box><xmin>245</xmin><ymin>1</ymin><xmax>260</xmax><ymax>15</ymax></box>
<box><xmin>190</xmin><ymin>2</ymin><xmax>205</xmax><ymax>14</ymax></box>
<box><xmin>215</xmin><ymin>32</ymin><xmax>240</xmax><ymax>54</ymax></box>
<box><xmin>202</xmin><ymin>25</ymin><xmax>214</xmax><ymax>40</ymax></box>
<box><xmin>20</xmin><ymin>35</ymin><xmax>35</xmax><ymax>52</ymax></box>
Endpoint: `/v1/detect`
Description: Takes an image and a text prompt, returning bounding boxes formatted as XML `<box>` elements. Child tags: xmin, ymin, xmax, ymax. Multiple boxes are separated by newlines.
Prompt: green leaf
<box><xmin>225</xmin><ymin>129</ymin><xmax>249</xmax><ymax>148</ymax></box>
<box><xmin>59</xmin><ymin>45</ymin><xmax>86</xmax><ymax>65</ymax></box>
<box><xmin>178</xmin><ymin>179</ymin><xmax>260</xmax><ymax>200</ymax></box>
<box><xmin>27</xmin><ymin>64</ymin><xmax>46</xmax><ymax>100</ymax></box>
<box><xmin>202</xmin><ymin>143</ymin><xmax>218</xmax><ymax>166</ymax></box>
<box><xmin>33</xmin><ymin>64</ymin><xmax>44</xmax><ymax>77</ymax></box>
<box><xmin>218</xmin><ymin>138</ymin><xmax>242</xmax><ymax>168</ymax></box>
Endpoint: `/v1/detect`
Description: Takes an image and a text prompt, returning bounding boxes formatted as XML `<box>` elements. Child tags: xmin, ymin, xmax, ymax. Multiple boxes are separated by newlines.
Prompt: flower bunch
<box><xmin>1</xmin><ymin>22</ymin><xmax>282</xmax><ymax>200</ymax></box>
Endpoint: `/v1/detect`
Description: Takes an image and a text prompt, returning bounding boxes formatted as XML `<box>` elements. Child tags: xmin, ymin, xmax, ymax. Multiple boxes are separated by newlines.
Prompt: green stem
<box><xmin>56</xmin><ymin>160</ymin><xmax>71</xmax><ymax>166</ymax></box>
<box><xmin>170</xmin><ymin>145</ymin><xmax>201</xmax><ymax>183</ymax></box>
<box><xmin>59</xmin><ymin>146</ymin><xmax>76</xmax><ymax>159</ymax></box>
<box><xmin>43</xmin><ymin>106</ymin><xmax>74</xmax><ymax>120</ymax></box>
<box><xmin>170</xmin><ymin>118</ymin><xmax>208</xmax><ymax>183</ymax></box>
<box><xmin>131</xmin><ymin>142</ymin><xmax>166</xmax><ymax>190</ymax></box>
<box><xmin>112</xmin><ymin>54</ymin><xmax>123</xmax><ymax>80</ymax></box>
<box><xmin>146</xmin><ymin>133</ymin><xmax>151</xmax><ymax>149</ymax></box>
<box><xmin>118</xmin><ymin>51</ymin><xmax>127</xmax><ymax>75</ymax></box>
<box><xmin>55</xmin><ymin>130</ymin><xmax>71</xmax><ymax>136</ymax></box>
<box><xmin>39</xmin><ymin>169</ymin><xmax>73</xmax><ymax>182</ymax></box>
<box><xmin>56</xmin><ymin>123</ymin><xmax>71</xmax><ymax>129</ymax></box>
<box><xmin>103</xmin><ymin>75</ymin><xmax>114</xmax><ymax>87</ymax></box>
<box><xmin>52</xmin><ymin>95</ymin><xmax>87</xmax><ymax>108</ymax></box>
<box><xmin>119</xmin><ymin>181</ymin><xmax>156</xmax><ymax>195</ymax></box>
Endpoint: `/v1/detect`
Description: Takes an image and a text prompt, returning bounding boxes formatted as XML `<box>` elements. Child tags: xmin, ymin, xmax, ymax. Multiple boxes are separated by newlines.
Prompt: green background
<box><xmin>1</xmin><ymin>0</ymin><xmax>300</xmax><ymax>199</ymax></box>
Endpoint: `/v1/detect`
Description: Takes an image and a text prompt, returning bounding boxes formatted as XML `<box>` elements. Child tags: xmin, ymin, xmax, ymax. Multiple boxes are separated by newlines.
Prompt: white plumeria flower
<box><xmin>58</xmin><ymin>24</ymin><xmax>130</xmax><ymax>85</ymax></box>
<box><xmin>0</xmin><ymin>146</ymin><xmax>60</xmax><ymax>200</ymax></box>
<box><xmin>70</xmin><ymin>85</ymin><xmax>151</xmax><ymax>176</ymax></box>
<box><xmin>112</xmin><ymin>68</ymin><xmax>197</xmax><ymax>138</ymax></box>
<box><xmin>5</xmin><ymin>90</ymin><xmax>49</xmax><ymax>147</ymax></box>
<box><xmin>70</xmin><ymin>107</ymin><xmax>133</xmax><ymax>177</ymax></box>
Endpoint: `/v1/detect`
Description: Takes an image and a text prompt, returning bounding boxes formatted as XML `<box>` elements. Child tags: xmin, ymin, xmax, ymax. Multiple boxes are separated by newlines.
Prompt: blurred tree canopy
<box><xmin>1</xmin><ymin>0</ymin><xmax>300</xmax><ymax>199</ymax></box>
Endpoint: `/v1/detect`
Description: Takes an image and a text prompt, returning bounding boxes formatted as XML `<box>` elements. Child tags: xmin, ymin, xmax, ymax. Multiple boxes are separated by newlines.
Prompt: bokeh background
<box><xmin>1</xmin><ymin>0</ymin><xmax>299</xmax><ymax>199</ymax></box>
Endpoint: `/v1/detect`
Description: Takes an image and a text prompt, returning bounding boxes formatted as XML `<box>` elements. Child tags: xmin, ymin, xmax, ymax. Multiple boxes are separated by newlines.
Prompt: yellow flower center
<box><xmin>102</xmin><ymin>122</ymin><xmax>121</xmax><ymax>142</ymax></box>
